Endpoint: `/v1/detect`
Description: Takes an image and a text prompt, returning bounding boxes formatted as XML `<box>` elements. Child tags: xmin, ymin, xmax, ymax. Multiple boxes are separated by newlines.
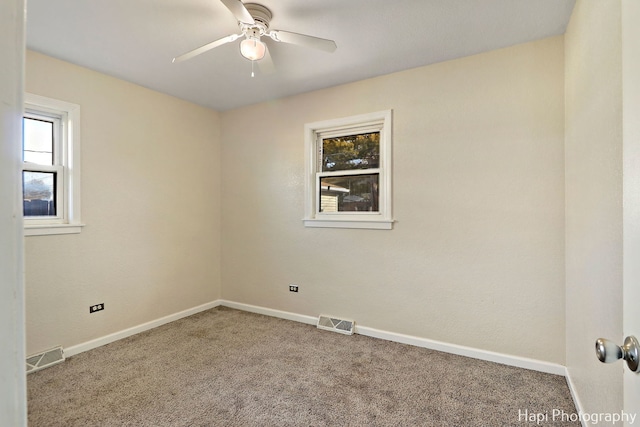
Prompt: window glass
<box><xmin>321</xmin><ymin>132</ymin><xmax>380</xmax><ymax>172</ymax></box>
<box><xmin>319</xmin><ymin>174</ymin><xmax>379</xmax><ymax>212</ymax></box>
<box><xmin>23</xmin><ymin>171</ymin><xmax>56</xmax><ymax>217</ymax></box>
<box><xmin>23</xmin><ymin>117</ymin><xmax>54</xmax><ymax>165</ymax></box>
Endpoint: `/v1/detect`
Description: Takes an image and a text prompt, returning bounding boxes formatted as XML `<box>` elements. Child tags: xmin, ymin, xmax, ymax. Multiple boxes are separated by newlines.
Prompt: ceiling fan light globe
<box><xmin>240</xmin><ymin>38</ymin><xmax>266</xmax><ymax>61</ymax></box>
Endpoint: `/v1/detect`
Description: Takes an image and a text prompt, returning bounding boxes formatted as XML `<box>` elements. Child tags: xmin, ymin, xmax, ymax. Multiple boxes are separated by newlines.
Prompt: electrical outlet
<box><xmin>89</xmin><ymin>303</ymin><xmax>104</xmax><ymax>313</ymax></box>
<box><xmin>289</xmin><ymin>285</ymin><xmax>299</xmax><ymax>293</ymax></box>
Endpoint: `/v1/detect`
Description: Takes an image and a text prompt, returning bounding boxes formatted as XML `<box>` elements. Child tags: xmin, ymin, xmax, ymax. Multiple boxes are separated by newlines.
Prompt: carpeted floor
<box><xmin>28</xmin><ymin>307</ymin><xmax>579</xmax><ymax>426</ymax></box>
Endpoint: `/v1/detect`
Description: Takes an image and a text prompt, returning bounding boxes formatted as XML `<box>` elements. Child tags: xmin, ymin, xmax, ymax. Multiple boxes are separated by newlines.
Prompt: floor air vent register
<box><xmin>27</xmin><ymin>346</ymin><xmax>65</xmax><ymax>373</ymax></box>
<box><xmin>25</xmin><ymin>319</ymin><xmax>355</xmax><ymax>373</ymax></box>
<box><xmin>317</xmin><ymin>315</ymin><xmax>355</xmax><ymax>335</ymax></box>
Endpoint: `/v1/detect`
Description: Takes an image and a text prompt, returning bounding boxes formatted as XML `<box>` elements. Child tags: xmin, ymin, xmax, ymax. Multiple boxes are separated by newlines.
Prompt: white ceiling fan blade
<box><xmin>172</xmin><ymin>34</ymin><xmax>241</xmax><ymax>63</ymax></box>
<box><xmin>258</xmin><ymin>44</ymin><xmax>275</xmax><ymax>74</ymax></box>
<box><xmin>269</xmin><ymin>30</ymin><xmax>337</xmax><ymax>53</ymax></box>
<box><xmin>220</xmin><ymin>0</ymin><xmax>255</xmax><ymax>24</ymax></box>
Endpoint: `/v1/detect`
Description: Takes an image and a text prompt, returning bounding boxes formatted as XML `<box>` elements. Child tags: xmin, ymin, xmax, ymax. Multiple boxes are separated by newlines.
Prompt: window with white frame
<box><xmin>22</xmin><ymin>93</ymin><xmax>82</xmax><ymax>236</ymax></box>
<box><xmin>304</xmin><ymin>110</ymin><xmax>393</xmax><ymax>230</ymax></box>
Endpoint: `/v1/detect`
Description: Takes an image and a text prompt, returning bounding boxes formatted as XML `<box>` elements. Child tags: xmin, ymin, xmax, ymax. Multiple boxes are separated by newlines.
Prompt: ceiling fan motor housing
<box><xmin>240</xmin><ymin>3</ymin><xmax>272</xmax><ymax>34</ymax></box>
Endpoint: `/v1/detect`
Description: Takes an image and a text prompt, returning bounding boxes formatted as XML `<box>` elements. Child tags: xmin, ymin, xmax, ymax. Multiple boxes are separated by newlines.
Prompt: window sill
<box><xmin>303</xmin><ymin>218</ymin><xmax>394</xmax><ymax>230</ymax></box>
<box><xmin>24</xmin><ymin>223</ymin><xmax>85</xmax><ymax>236</ymax></box>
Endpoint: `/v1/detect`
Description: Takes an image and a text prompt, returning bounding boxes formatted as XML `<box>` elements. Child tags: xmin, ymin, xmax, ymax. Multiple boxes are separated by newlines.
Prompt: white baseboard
<box><xmin>64</xmin><ymin>300</ymin><xmax>222</xmax><ymax>357</ymax></box>
<box><xmin>357</xmin><ymin>324</ymin><xmax>566</xmax><ymax>375</ymax></box>
<box><xmin>221</xmin><ymin>300</ymin><xmax>318</xmax><ymax>325</ymax></box>
<box><xmin>63</xmin><ymin>298</ymin><xmax>565</xmax><ymax>377</ymax></box>
<box><xmin>219</xmin><ymin>300</ymin><xmax>566</xmax><ymax>376</ymax></box>
<box><xmin>564</xmin><ymin>368</ymin><xmax>588</xmax><ymax>427</ymax></box>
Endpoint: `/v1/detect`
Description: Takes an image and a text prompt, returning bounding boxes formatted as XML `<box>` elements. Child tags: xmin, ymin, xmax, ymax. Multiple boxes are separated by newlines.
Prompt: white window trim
<box><xmin>304</xmin><ymin>110</ymin><xmax>394</xmax><ymax>230</ymax></box>
<box><xmin>23</xmin><ymin>93</ymin><xmax>83</xmax><ymax>236</ymax></box>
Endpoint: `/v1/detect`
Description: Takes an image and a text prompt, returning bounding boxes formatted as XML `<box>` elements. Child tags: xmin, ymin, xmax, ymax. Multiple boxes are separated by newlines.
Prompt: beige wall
<box><xmin>24</xmin><ymin>51</ymin><xmax>222</xmax><ymax>355</ymax></box>
<box><xmin>565</xmin><ymin>0</ymin><xmax>623</xmax><ymax>415</ymax></box>
<box><xmin>221</xmin><ymin>37</ymin><xmax>566</xmax><ymax>363</ymax></box>
<box><xmin>23</xmin><ymin>34</ymin><xmax>568</xmax><ymax>368</ymax></box>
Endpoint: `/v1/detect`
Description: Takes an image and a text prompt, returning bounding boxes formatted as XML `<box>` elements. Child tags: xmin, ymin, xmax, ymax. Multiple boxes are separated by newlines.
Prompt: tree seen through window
<box><xmin>321</xmin><ymin>132</ymin><xmax>380</xmax><ymax>172</ymax></box>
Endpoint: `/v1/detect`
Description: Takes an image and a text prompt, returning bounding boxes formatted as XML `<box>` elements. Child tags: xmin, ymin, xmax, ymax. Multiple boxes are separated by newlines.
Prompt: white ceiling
<box><xmin>26</xmin><ymin>0</ymin><xmax>575</xmax><ymax>112</ymax></box>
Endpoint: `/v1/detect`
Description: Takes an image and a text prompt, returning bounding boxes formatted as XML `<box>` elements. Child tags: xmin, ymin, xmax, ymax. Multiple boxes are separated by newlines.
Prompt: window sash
<box><xmin>23</xmin><ymin>110</ymin><xmax>64</xmax><ymax>162</ymax></box>
<box><xmin>22</xmin><ymin>165</ymin><xmax>65</xmax><ymax>221</ymax></box>
<box><xmin>22</xmin><ymin>115</ymin><xmax>57</xmax><ymax>165</ymax></box>
<box><xmin>316</xmin><ymin>125</ymin><xmax>383</xmax><ymax>172</ymax></box>
<box><xmin>316</xmin><ymin>142</ymin><xmax>384</xmax><ymax>215</ymax></box>
<box><xmin>22</xmin><ymin>111</ymin><xmax>65</xmax><ymax>223</ymax></box>
<box><xmin>316</xmin><ymin>171</ymin><xmax>380</xmax><ymax>215</ymax></box>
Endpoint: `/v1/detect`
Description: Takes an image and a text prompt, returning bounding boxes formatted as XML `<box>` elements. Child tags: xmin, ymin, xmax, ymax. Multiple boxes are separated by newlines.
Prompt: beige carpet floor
<box><xmin>28</xmin><ymin>306</ymin><xmax>579</xmax><ymax>426</ymax></box>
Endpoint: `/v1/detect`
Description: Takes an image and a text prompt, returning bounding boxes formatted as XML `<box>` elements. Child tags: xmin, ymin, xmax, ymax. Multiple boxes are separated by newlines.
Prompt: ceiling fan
<box><xmin>172</xmin><ymin>0</ymin><xmax>337</xmax><ymax>72</ymax></box>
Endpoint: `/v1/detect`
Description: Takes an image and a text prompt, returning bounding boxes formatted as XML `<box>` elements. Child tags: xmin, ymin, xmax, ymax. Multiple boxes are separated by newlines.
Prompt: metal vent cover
<box><xmin>317</xmin><ymin>315</ymin><xmax>354</xmax><ymax>335</ymax></box>
<box><xmin>27</xmin><ymin>346</ymin><xmax>65</xmax><ymax>374</ymax></box>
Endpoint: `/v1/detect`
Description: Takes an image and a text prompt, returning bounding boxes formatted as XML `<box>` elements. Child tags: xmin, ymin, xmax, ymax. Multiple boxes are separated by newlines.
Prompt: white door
<box><xmin>0</xmin><ymin>0</ymin><xmax>27</xmax><ymax>425</ymax></box>
<box><xmin>622</xmin><ymin>0</ymin><xmax>640</xmax><ymax>423</ymax></box>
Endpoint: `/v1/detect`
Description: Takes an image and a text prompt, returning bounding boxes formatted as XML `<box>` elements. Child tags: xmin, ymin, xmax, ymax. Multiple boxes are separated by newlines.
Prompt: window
<box><xmin>23</xmin><ymin>93</ymin><xmax>82</xmax><ymax>236</ymax></box>
<box><xmin>304</xmin><ymin>110</ymin><xmax>393</xmax><ymax>229</ymax></box>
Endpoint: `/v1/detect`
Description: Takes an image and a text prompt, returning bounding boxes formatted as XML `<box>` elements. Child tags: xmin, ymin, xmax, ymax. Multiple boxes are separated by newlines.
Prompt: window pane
<box><xmin>319</xmin><ymin>174</ymin><xmax>379</xmax><ymax>212</ymax></box>
<box><xmin>23</xmin><ymin>171</ymin><xmax>56</xmax><ymax>217</ymax></box>
<box><xmin>23</xmin><ymin>117</ymin><xmax>54</xmax><ymax>165</ymax></box>
<box><xmin>321</xmin><ymin>132</ymin><xmax>379</xmax><ymax>172</ymax></box>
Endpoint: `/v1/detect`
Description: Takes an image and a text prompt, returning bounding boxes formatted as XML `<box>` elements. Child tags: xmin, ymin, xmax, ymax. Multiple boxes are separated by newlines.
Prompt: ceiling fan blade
<box><xmin>172</xmin><ymin>34</ymin><xmax>241</xmax><ymax>63</ymax></box>
<box><xmin>258</xmin><ymin>45</ymin><xmax>276</xmax><ymax>74</ymax></box>
<box><xmin>269</xmin><ymin>30</ymin><xmax>337</xmax><ymax>53</ymax></box>
<box><xmin>220</xmin><ymin>0</ymin><xmax>255</xmax><ymax>24</ymax></box>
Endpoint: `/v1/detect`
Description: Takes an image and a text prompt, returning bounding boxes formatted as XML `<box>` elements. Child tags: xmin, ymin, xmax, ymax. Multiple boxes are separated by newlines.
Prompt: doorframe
<box><xmin>622</xmin><ymin>0</ymin><xmax>640</xmax><ymax>421</ymax></box>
